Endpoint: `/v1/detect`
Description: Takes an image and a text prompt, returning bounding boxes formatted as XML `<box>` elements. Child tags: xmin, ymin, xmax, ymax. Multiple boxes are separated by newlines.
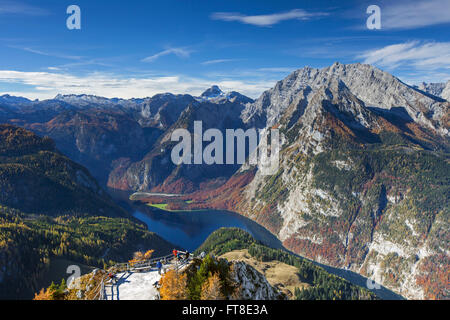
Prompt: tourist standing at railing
<box><xmin>156</xmin><ymin>260</ymin><xmax>163</xmax><ymax>275</ymax></box>
<box><xmin>173</xmin><ymin>249</ymin><xmax>178</xmax><ymax>260</ymax></box>
<box><xmin>108</xmin><ymin>272</ymin><xmax>117</xmax><ymax>284</ymax></box>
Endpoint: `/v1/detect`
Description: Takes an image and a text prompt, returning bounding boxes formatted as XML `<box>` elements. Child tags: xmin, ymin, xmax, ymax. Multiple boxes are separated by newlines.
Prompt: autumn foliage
<box><xmin>128</xmin><ymin>249</ymin><xmax>155</xmax><ymax>266</ymax></box>
<box><xmin>33</xmin><ymin>280</ymin><xmax>67</xmax><ymax>300</ymax></box>
<box><xmin>159</xmin><ymin>270</ymin><xmax>187</xmax><ymax>300</ymax></box>
<box><xmin>33</xmin><ymin>288</ymin><xmax>54</xmax><ymax>300</ymax></box>
<box><xmin>201</xmin><ymin>273</ymin><xmax>224</xmax><ymax>300</ymax></box>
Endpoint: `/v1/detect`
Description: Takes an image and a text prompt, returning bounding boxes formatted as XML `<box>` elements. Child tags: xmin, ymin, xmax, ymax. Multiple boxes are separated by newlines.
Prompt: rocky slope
<box><xmin>414</xmin><ymin>82</ymin><xmax>447</xmax><ymax>100</ymax></box>
<box><xmin>0</xmin><ymin>93</ymin><xmax>197</xmax><ymax>184</ymax></box>
<box><xmin>442</xmin><ymin>81</ymin><xmax>450</xmax><ymax>101</ymax></box>
<box><xmin>0</xmin><ymin>89</ymin><xmax>250</xmax><ymax>187</ymax></box>
<box><xmin>229</xmin><ymin>260</ymin><xmax>286</xmax><ymax>300</ymax></box>
<box><xmin>242</xmin><ymin>63</ymin><xmax>448</xmax><ymax>136</ymax></box>
<box><xmin>220</xmin><ymin>249</ymin><xmax>307</xmax><ymax>299</ymax></box>
<box><xmin>25</xmin><ymin>109</ymin><xmax>161</xmax><ymax>184</ymax></box>
<box><xmin>107</xmin><ymin>86</ymin><xmax>254</xmax><ymax>193</ymax></box>
<box><xmin>192</xmin><ymin>63</ymin><xmax>449</xmax><ymax>300</ymax></box>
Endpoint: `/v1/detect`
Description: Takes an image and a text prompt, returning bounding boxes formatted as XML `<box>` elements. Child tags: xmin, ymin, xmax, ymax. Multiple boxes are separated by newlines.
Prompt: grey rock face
<box><xmin>229</xmin><ymin>63</ymin><xmax>450</xmax><ymax>300</ymax></box>
<box><xmin>242</xmin><ymin>63</ymin><xmax>448</xmax><ymax>136</ymax></box>
<box><xmin>230</xmin><ymin>261</ymin><xmax>286</xmax><ymax>300</ymax></box>
<box><xmin>442</xmin><ymin>81</ymin><xmax>450</xmax><ymax>101</ymax></box>
<box><xmin>415</xmin><ymin>82</ymin><xmax>446</xmax><ymax>98</ymax></box>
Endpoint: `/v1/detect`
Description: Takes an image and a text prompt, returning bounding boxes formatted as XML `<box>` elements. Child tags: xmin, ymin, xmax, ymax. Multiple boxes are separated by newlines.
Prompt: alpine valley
<box><xmin>0</xmin><ymin>63</ymin><xmax>448</xmax><ymax>300</ymax></box>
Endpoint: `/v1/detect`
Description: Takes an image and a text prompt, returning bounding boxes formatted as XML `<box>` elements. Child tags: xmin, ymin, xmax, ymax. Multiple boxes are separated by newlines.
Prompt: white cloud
<box><xmin>0</xmin><ymin>70</ymin><xmax>276</xmax><ymax>100</ymax></box>
<box><xmin>211</xmin><ymin>9</ymin><xmax>328</xmax><ymax>27</ymax></box>
<box><xmin>142</xmin><ymin>47</ymin><xmax>192</xmax><ymax>63</ymax></box>
<box><xmin>9</xmin><ymin>46</ymin><xmax>83</xmax><ymax>60</ymax></box>
<box><xmin>359</xmin><ymin>41</ymin><xmax>450</xmax><ymax>70</ymax></box>
<box><xmin>0</xmin><ymin>0</ymin><xmax>48</xmax><ymax>15</ymax></box>
<box><xmin>201</xmin><ymin>59</ymin><xmax>238</xmax><ymax>65</ymax></box>
<box><xmin>257</xmin><ymin>67</ymin><xmax>296</xmax><ymax>73</ymax></box>
<box><xmin>400</xmin><ymin>71</ymin><xmax>450</xmax><ymax>85</ymax></box>
<box><xmin>382</xmin><ymin>0</ymin><xmax>450</xmax><ymax>30</ymax></box>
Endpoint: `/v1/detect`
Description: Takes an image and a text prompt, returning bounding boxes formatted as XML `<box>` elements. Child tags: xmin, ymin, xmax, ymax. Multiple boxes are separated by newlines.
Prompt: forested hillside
<box><xmin>196</xmin><ymin>228</ymin><xmax>377</xmax><ymax>300</ymax></box>
<box><xmin>0</xmin><ymin>125</ymin><xmax>175</xmax><ymax>299</ymax></box>
<box><xmin>0</xmin><ymin>125</ymin><xmax>125</xmax><ymax>216</ymax></box>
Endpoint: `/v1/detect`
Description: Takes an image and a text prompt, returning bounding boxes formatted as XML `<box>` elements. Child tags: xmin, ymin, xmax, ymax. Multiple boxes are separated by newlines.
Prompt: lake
<box><xmin>108</xmin><ymin>188</ymin><xmax>284</xmax><ymax>252</ymax></box>
<box><xmin>132</xmin><ymin>207</ymin><xmax>284</xmax><ymax>252</ymax></box>
<box><xmin>132</xmin><ymin>205</ymin><xmax>403</xmax><ymax>299</ymax></box>
<box><xmin>108</xmin><ymin>189</ymin><xmax>404</xmax><ymax>300</ymax></box>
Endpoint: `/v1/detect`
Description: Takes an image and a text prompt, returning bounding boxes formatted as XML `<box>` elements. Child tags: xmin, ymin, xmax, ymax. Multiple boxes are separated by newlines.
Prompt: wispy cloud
<box><xmin>142</xmin><ymin>47</ymin><xmax>192</xmax><ymax>63</ymax></box>
<box><xmin>0</xmin><ymin>0</ymin><xmax>49</xmax><ymax>15</ymax></box>
<box><xmin>0</xmin><ymin>70</ymin><xmax>276</xmax><ymax>100</ymax></box>
<box><xmin>9</xmin><ymin>46</ymin><xmax>83</xmax><ymax>60</ymax></box>
<box><xmin>257</xmin><ymin>67</ymin><xmax>298</xmax><ymax>73</ymax></box>
<box><xmin>211</xmin><ymin>9</ymin><xmax>328</xmax><ymax>27</ymax></box>
<box><xmin>201</xmin><ymin>59</ymin><xmax>240</xmax><ymax>65</ymax></box>
<box><xmin>382</xmin><ymin>0</ymin><xmax>450</xmax><ymax>30</ymax></box>
<box><xmin>359</xmin><ymin>41</ymin><xmax>450</xmax><ymax>70</ymax></box>
<box><xmin>400</xmin><ymin>71</ymin><xmax>450</xmax><ymax>85</ymax></box>
<box><xmin>8</xmin><ymin>45</ymin><xmax>116</xmax><ymax>70</ymax></box>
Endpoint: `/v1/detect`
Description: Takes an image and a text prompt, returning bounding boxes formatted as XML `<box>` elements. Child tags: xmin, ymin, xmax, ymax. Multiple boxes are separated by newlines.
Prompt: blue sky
<box><xmin>0</xmin><ymin>0</ymin><xmax>449</xmax><ymax>99</ymax></box>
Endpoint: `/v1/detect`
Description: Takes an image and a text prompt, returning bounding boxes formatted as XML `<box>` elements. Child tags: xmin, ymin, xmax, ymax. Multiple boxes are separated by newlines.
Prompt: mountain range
<box><xmin>0</xmin><ymin>62</ymin><xmax>448</xmax><ymax>299</ymax></box>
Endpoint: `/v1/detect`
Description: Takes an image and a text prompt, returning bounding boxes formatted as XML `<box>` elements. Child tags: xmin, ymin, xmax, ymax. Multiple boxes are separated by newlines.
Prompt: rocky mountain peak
<box><xmin>201</xmin><ymin>85</ymin><xmax>224</xmax><ymax>99</ymax></box>
<box><xmin>242</xmin><ymin>62</ymin><xmax>448</xmax><ymax>136</ymax></box>
<box><xmin>225</xmin><ymin>91</ymin><xmax>254</xmax><ymax>104</ymax></box>
<box><xmin>197</xmin><ymin>86</ymin><xmax>253</xmax><ymax>105</ymax></box>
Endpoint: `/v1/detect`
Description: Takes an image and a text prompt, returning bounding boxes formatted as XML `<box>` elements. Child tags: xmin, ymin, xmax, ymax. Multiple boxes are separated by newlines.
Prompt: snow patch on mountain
<box><xmin>442</xmin><ymin>81</ymin><xmax>450</xmax><ymax>101</ymax></box>
<box><xmin>414</xmin><ymin>82</ymin><xmax>446</xmax><ymax>99</ymax></box>
<box><xmin>196</xmin><ymin>85</ymin><xmax>254</xmax><ymax>104</ymax></box>
<box><xmin>0</xmin><ymin>94</ymin><xmax>33</xmax><ymax>107</ymax></box>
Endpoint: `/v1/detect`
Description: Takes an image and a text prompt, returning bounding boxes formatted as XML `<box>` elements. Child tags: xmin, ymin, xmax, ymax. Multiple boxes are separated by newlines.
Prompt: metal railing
<box><xmin>92</xmin><ymin>251</ymin><xmax>191</xmax><ymax>300</ymax></box>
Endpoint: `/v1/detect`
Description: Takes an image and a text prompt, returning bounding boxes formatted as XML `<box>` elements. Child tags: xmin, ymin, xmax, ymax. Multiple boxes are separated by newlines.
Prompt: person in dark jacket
<box><xmin>156</xmin><ymin>260</ymin><xmax>163</xmax><ymax>275</ymax></box>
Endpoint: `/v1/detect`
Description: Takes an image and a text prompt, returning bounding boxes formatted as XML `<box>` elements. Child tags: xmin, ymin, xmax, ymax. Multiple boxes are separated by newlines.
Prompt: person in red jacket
<box><xmin>108</xmin><ymin>272</ymin><xmax>116</xmax><ymax>284</ymax></box>
<box><xmin>172</xmin><ymin>249</ymin><xmax>178</xmax><ymax>260</ymax></box>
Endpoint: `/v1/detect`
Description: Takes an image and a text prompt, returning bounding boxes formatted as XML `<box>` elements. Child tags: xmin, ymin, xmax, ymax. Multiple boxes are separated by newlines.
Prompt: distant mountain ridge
<box><xmin>413</xmin><ymin>82</ymin><xmax>447</xmax><ymax>100</ymax></box>
<box><xmin>0</xmin><ymin>87</ymin><xmax>253</xmax><ymax>185</ymax></box>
